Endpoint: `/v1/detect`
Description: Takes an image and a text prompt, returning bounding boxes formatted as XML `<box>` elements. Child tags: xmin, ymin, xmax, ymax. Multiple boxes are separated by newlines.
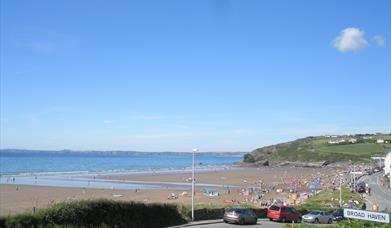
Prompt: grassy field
<box><xmin>295</xmin><ymin>187</ymin><xmax>362</xmax><ymax>213</ymax></box>
<box><xmin>316</xmin><ymin>144</ymin><xmax>385</xmax><ymax>162</ymax></box>
<box><xmin>246</xmin><ymin>134</ymin><xmax>390</xmax><ymax>163</ymax></box>
<box><xmin>372</xmin><ymin>135</ymin><xmax>391</xmax><ymax>140</ymax></box>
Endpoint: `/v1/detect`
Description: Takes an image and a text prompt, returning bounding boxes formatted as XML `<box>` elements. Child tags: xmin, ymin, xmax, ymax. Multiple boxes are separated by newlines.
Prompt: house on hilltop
<box><xmin>377</xmin><ymin>139</ymin><xmax>385</xmax><ymax>144</ymax></box>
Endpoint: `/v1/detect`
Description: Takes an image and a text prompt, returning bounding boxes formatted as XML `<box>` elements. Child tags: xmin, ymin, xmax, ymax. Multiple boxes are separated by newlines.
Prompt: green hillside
<box><xmin>244</xmin><ymin>134</ymin><xmax>391</xmax><ymax>164</ymax></box>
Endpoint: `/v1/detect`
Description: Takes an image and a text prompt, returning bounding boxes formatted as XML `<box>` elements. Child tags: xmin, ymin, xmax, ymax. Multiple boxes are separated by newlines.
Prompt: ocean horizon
<box><xmin>0</xmin><ymin>150</ymin><xmax>243</xmax><ymax>176</ymax></box>
<box><xmin>0</xmin><ymin>150</ymin><xmax>243</xmax><ymax>190</ymax></box>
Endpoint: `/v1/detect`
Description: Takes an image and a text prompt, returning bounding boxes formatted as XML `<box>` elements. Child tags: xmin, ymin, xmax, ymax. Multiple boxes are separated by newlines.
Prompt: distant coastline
<box><xmin>0</xmin><ymin>149</ymin><xmax>246</xmax><ymax>157</ymax></box>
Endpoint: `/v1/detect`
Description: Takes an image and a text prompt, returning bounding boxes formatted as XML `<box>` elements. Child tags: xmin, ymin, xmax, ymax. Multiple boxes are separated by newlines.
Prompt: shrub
<box><xmin>3</xmin><ymin>199</ymin><xmax>187</xmax><ymax>228</ymax></box>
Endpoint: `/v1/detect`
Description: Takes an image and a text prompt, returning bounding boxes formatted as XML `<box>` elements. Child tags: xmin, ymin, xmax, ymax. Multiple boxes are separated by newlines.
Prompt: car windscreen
<box><xmin>227</xmin><ymin>208</ymin><xmax>243</xmax><ymax>213</ymax></box>
<box><xmin>309</xmin><ymin>211</ymin><xmax>321</xmax><ymax>215</ymax></box>
<box><xmin>269</xmin><ymin>205</ymin><xmax>280</xmax><ymax>211</ymax></box>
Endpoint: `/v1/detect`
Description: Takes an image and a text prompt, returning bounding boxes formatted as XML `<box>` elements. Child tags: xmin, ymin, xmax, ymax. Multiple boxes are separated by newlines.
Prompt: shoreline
<box><xmin>0</xmin><ymin>166</ymin><xmax>354</xmax><ymax>216</ymax></box>
<box><xmin>0</xmin><ymin>166</ymin><xmax>242</xmax><ymax>191</ymax></box>
<box><xmin>0</xmin><ymin>164</ymin><xmax>241</xmax><ymax>178</ymax></box>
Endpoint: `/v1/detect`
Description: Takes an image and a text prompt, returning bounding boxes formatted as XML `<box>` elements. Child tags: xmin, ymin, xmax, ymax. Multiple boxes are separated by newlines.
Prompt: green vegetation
<box><xmin>284</xmin><ymin>220</ymin><xmax>391</xmax><ymax>228</ymax></box>
<box><xmin>334</xmin><ymin>219</ymin><xmax>391</xmax><ymax>228</ymax></box>
<box><xmin>0</xmin><ymin>200</ymin><xmax>268</xmax><ymax>227</ymax></box>
<box><xmin>295</xmin><ymin>187</ymin><xmax>362</xmax><ymax>213</ymax></box>
<box><xmin>245</xmin><ymin>134</ymin><xmax>391</xmax><ymax>163</ymax></box>
<box><xmin>1</xmin><ymin>199</ymin><xmax>187</xmax><ymax>228</ymax></box>
<box><xmin>282</xmin><ymin>224</ymin><xmax>329</xmax><ymax>228</ymax></box>
<box><xmin>288</xmin><ymin>189</ymin><xmax>391</xmax><ymax>227</ymax></box>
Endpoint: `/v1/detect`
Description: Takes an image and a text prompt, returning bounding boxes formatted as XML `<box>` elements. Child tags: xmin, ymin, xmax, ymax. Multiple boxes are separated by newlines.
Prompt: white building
<box><xmin>377</xmin><ymin>139</ymin><xmax>385</xmax><ymax>144</ymax></box>
<box><xmin>385</xmin><ymin>148</ymin><xmax>391</xmax><ymax>175</ymax></box>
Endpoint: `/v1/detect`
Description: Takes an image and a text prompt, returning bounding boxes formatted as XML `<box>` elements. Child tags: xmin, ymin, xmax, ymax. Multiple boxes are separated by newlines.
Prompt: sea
<box><xmin>0</xmin><ymin>151</ymin><xmax>242</xmax><ymax>190</ymax></box>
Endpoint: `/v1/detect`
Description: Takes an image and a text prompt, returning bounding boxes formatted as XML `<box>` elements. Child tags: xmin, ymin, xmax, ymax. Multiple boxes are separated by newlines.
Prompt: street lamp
<box><xmin>191</xmin><ymin>148</ymin><xmax>199</xmax><ymax>221</ymax></box>
<box><xmin>339</xmin><ymin>173</ymin><xmax>343</xmax><ymax>207</ymax></box>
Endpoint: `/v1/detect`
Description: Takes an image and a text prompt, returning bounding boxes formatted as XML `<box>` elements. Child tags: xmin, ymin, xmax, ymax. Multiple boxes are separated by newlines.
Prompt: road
<box><xmin>361</xmin><ymin>172</ymin><xmax>391</xmax><ymax>211</ymax></box>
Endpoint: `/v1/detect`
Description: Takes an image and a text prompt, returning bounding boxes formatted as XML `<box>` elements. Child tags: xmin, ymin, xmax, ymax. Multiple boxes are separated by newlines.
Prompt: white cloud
<box><xmin>333</xmin><ymin>27</ymin><xmax>368</xmax><ymax>52</ymax></box>
<box><xmin>372</xmin><ymin>35</ymin><xmax>385</xmax><ymax>46</ymax></box>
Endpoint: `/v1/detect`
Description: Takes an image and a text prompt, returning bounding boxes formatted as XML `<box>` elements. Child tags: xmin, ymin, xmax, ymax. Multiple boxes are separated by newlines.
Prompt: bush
<box><xmin>3</xmin><ymin>199</ymin><xmax>187</xmax><ymax>228</ymax></box>
<box><xmin>334</xmin><ymin>219</ymin><xmax>391</xmax><ymax>228</ymax></box>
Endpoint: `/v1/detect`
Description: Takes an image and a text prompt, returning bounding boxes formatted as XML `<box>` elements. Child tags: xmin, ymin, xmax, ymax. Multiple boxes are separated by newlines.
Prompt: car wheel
<box><xmin>239</xmin><ymin>218</ymin><xmax>245</xmax><ymax>225</ymax></box>
<box><xmin>315</xmin><ymin>218</ymin><xmax>319</xmax><ymax>224</ymax></box>
<box><xmin>281</xmin><ymin>217</ymin><xmax>286</xmax><ymax>223</ymax></box>
<box><xmin>296</xmin><ymin>217</ymin><xmax>302</xmax><ymax>223</ymax></box>
<box><xmin>269</xmin><ymin>218</ymin><xmax>273</xmax><ymax>221</ymax></box>
<box><xmin>328</xmin><ymin>219</ymin><xmax>332</xmax><ymax>224</ymax></box>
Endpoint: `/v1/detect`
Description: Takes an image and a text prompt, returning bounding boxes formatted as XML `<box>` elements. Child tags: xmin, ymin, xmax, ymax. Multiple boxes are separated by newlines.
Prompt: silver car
<box><xmin>223</xmin><ymin>208</ymin><xmax>257</xmax><ymax>225</ymax></box>
<box><xmin>302</xmin><ymin>211</ymin><xmax>333</xmax><ymax>224</ymax></box>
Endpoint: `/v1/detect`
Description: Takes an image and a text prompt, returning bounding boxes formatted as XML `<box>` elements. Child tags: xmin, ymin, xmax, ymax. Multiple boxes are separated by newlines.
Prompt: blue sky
<box><xmin>1</xmin><ymin>0</ymin><xmax>390</xmax><ymax>152</ymax></box>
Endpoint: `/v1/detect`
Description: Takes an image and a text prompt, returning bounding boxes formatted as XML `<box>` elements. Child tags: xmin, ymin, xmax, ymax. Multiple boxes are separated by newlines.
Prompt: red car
<box><xmin>267</xmin><ymin>205</ymin><xmax>301</xmax><ymax>223</ymax></box>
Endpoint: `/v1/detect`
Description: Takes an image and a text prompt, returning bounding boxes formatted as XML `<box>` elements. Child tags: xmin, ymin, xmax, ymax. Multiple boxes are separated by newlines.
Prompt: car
<box><xmin>356</xmin><ymin>182</ymin><xmax>366</xmax><ymax>193</ymax></box>
<box><xmin>332</xmin><ymin>208</ymin><xmax>344</xmax><ymax>221</ymax></box>
<box><xmin>373</xmin><ymin>167</ymin><xmax>382</xmax><ymax>173</ymax></box>
<box><xmin>302</xmin><ymin>210</ymin><xmax>333</xmax><ymax>224</ymax></box>
<box><xmin>267</xmin><ymin>205</ymin><xmax>301</xmax><ymax>223</ymax></box>
<box><xmin>223</xmin><ymin>208</ymin><xmax>257</xmax><ymax>225</ymax></box>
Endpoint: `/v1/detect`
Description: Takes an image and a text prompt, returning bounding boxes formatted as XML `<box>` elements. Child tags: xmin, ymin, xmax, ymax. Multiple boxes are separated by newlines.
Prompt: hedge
<box><xmin>0</xmin><ymin>200</ymin><xmax>270</xmax><ymax>227</ymax></box>
<box><xmin>2</xmin><ymin>199</ymin><xmax>187</xmax><ymax>228</ymax></box>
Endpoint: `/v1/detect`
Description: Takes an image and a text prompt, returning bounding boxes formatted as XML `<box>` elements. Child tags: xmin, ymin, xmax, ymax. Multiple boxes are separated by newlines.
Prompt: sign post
<box><xmin>344</xmin><ymin>208</ymin><xmax>390</xmax><ymax>224</ymax></box>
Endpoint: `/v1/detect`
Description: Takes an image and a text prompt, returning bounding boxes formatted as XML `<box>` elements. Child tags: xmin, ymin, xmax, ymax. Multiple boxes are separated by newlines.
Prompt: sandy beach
<box><xmin>0</xmin><ymin>166</ymin><xmax>349</xmax><ymax>216</ymax></box>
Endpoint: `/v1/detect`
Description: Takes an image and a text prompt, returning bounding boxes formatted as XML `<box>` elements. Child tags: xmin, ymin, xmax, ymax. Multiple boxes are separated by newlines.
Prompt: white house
<box><xmin>377</xmin><ymin>139</ymin><xmax>385</xmax><ymax>144</ymax></box>
<box><xmin>385</xmin><ymin>148</ymin><xmax>391</xmax><ymax>175</ymax></box>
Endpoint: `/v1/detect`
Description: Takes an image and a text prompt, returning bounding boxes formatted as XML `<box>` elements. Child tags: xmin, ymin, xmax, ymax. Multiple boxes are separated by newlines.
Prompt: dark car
<box><xmin>332</xmin><ymin>208</ymin><xmax>344</xmax><ymax>221</ymax></box>
<box><xmin>267</xmin><ymin>205</ymin><xmax>301</xmax><ymax>223</ymax></box>
<box><xmin>223</xmin><ymin>208</ymin><xmax>257</xmax><ymax>225</ymax></box>
<box><xmin>356</xmin><ymin>182</ymin><xmax>366</xmax><ymax>193</ymax></box>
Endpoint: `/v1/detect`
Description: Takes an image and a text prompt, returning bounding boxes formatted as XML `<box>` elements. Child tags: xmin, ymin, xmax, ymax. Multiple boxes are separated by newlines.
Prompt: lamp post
<box><xmin>191</xmin><ymin>148</ymin><xmax>198</xmax><ymax>221</ymax></box>
<box><xmin>339</xmin><ymin>173</ymin><xmax>343</xmax><ymax>207</ymax></box>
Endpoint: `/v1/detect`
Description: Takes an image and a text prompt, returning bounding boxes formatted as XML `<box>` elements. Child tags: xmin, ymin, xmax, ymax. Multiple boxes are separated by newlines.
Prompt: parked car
<box><xmin>367</xmin><ymin>169</ymin><xmax>374</xmax><ymax>175</ymax></box>
<box><xmin>373</xmin><ymin>167</ymin><xmax>382</xmax><ymax>173</ymax></box>
<box><xmin>356</xmin><ymin>182</ymin><xmax>366</xmax><ymax>193</ymax></box>
<box><xmin>332</xmin><ymin>208</ymin><xmax>344</xmax><ymax>221</ymax></box>
<box><xmin>302</xmin><ymin>210</ymin><xmax>333</xmax><ymax>224</ymax></box>
<box><xmin>223</xmin><ymin>208</ymin><xmax>257</xmax><ymax>225</ymax></box>
<box><xmin>267</xmin><ymin>205</ymin><xmax>301</xmax><ymax>223</ymax></box>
